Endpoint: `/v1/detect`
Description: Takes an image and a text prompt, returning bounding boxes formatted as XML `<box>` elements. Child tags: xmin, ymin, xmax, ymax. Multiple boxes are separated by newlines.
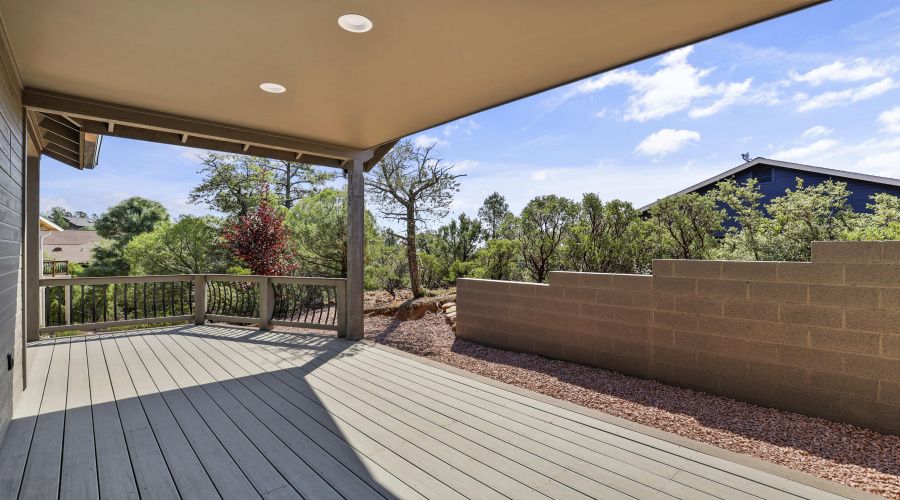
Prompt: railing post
<box><xmin>336</xmin><ymin>280</ymin><xmax>348</xmax><ymax>338</ymax></box>
<box><xmin>259</xmin><ymin>277</ymin><xmax>274</xmax><ymax>331</ymax></box>
<box><xmin>65</xmin><ymin>285</ymin><xmax>71</xmax><ymax>325</ymax></box>
<box><xmin>194</xmin><ymin>275</ymin><xmax>207</xmax><ymax>325</ymax></box>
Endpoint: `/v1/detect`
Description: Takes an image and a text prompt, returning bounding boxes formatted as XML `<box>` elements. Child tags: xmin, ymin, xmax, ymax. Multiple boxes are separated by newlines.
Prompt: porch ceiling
<box><xmin>3</xmin><ymin>0</ymin><xmax>825</xmax><ymax>154</ymax></box>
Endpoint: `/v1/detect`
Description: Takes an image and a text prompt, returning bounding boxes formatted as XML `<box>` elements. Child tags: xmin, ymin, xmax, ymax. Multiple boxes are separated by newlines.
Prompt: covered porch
<box><xmin>0</xmin><ymin>324</ymin><xmax>867</xmax><ymax>499</ymax></box>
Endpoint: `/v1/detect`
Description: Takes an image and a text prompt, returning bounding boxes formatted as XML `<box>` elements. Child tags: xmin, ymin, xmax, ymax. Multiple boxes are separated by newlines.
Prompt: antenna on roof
<box><xmin>741</xmin><ymin>153</ymin><xmax>751</xmax><ymax>163</ymax></box>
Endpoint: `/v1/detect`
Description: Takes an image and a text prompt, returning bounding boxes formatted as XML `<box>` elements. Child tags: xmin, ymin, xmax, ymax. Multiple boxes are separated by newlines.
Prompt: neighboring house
<box><xmin>40</xmin><ymin>230</ymin><xmax>105</xmax><ymax>266</ymax></box>
<box><xmin>62</xmin><ymin>215</ymin><xmax>96</xmax><ymax>229</ymax></box>
<box><xmin>38</xmin><ymin>216</ymin><xmax>63</xmax><ymax>233</ymax></box>
<box><xmin>640</xmin><ymin>158</ymin><xmax>900</xmax><ymax>225</ymax></box>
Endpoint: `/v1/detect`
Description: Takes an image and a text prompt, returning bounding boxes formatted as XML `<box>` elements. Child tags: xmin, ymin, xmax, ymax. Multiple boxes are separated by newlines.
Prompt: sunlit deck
<box><xmin>0</xmin><ymin>326</ymin><xmax>868</xmax><ymax>499</ymax></box>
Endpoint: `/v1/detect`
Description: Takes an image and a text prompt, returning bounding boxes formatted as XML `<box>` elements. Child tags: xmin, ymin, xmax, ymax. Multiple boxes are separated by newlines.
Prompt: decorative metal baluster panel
<box><xmin>271</xmin><ymin>282</ymin><xmax>339</xmax><ymax>327</ymax></box>
<box><xmin>205</xmin><ymin>279</ymin><xmax>260</xmax><ymax>320</ymax></box>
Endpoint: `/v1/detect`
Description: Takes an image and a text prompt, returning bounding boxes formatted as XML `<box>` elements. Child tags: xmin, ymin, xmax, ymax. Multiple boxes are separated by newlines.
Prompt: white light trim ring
<box><xmin>260</xmin><ymin>83</ymin><xmax>286</xmax><ymax>93</ymax></box>
<box><xmin>338</xmin><ymin>14</ymin><xmax>373</xmax><ymax>33</ymax></box>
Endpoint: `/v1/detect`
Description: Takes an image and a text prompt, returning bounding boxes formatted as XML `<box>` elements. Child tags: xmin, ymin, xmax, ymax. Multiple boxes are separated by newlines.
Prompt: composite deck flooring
<box><xmin>0</xmin><ymin>325</ymin><xmax>869</xmax><ymax>499</ymax></box>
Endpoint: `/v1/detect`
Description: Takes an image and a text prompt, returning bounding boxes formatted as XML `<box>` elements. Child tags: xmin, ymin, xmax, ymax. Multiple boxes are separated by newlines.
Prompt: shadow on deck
<box><xmin>0</xmin><ymin>325</ymin><xmax>873</xmax><ymax>499</ymax></box>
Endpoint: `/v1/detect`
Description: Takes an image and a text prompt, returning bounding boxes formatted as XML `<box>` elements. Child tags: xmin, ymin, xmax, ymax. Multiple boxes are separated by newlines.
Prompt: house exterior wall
<box><xmin>457</xmin><ymin>241</ymin><xmax>900</xmax><ymax>436</ymax></box>
<box><xmin>0</xmin><ymin>31</ymin><xmax>24</xmax><ymax>442</ymax></box>
<box><xmin>692</xmin><ymin>164</ymin><xmax>900</xmax><ymax>231</ymax></box>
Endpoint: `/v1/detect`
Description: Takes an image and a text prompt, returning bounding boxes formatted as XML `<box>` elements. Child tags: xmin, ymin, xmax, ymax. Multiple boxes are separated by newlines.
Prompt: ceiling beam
<box><xmin>41</xmin><ymin>130</ymin><xmax>79</xmax><ymax>154</ymax></box>
<box><xmin>43</xmin><ymin>148</ymin><xmax>80</xmax><ymax>169</ymax></box>
<box><xmin>78</xmin><ymin>119</ymin><xmax>344</xmax><ymax>169</ymax></box>
<box><xmin>23</xmin><ymin>88</ymin><xmax>364</xmax><ymax>161</ymax></box>
<box><xmin>38</xmin><ymin>117</ymin><xmax>80</xmax><ymax>143</ymax></box>
<box><xmin>43</xmin><ymin>143</ymin><xmax>80</xmax><ymax>164</ymax></box>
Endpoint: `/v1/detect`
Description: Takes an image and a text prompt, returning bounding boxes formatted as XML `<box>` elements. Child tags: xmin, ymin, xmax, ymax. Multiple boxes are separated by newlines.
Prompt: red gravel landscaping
<box><xmin>356</xmin><ymin>312</ymin><xmax>900</xmax><ymax>499</ymax></box>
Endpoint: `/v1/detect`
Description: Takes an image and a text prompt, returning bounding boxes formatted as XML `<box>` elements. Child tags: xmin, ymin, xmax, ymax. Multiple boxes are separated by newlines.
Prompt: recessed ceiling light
<box><xmin>338</xmin><ymin>14</ymin><xmax>372</xmax><ymax>33</ymax></box>
<box><xmin>260</xmin><ymin>83</ymin><xmax>286</xmax><ymax>93</ymax></box>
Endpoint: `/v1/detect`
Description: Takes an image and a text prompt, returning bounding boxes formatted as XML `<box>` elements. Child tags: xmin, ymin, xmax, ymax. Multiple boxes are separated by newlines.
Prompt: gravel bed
<box><xmin>356</xmin><ymin>312</ymin><xmax>900</xmax><ymax>499</ymax></box>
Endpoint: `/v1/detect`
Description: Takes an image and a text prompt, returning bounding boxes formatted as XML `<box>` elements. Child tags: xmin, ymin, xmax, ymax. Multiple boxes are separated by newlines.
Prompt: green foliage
<box><xmin>517</xmin><ymin>195</ymin><xmax>579</xmax><ymax>283</ymax></box>
<box><xmin>123</xmin><ymin>216</ymin><xmax>234</xmax><ymax>275</ymax></box>
<box><xmin>478</xmin><ymin>192</ymin><xmax>511</xmax><ymax>240</ymax></box>
<box><xmin>42</xmin><ymin>206</ymin><xmax>72</xmax><ymax>229</ymax></box>
<box><xmin>846</xmin><ymin>193</ymin><xmax>900</xmax><ymax>241</ymax></box>
<box><xmin>287</xmin><ymin>187</ymin><xmax>382</xmax><ymax>279</ymax></box>
<box><xmin>87</xmin><ymin>197</ymin><xmax>169</xmax><ymax>276</ymax></box>
<box><xmin>365</xmin><ymin>231</ymin><xmax>408</xmax><ymax>292</ymax></box>
<box><xmin>563</xmin><ymin>195</ymin><xmax>655</xmax><ymax>274</ymax></box>
<box><xmin>189</xmin><ymin>153</ymin><xmax>334</xmax><ymax>217</ymax></box>
<box><xmin>649</xmin><ymin>192</ymin><xmax>724</xmax><ymax>260</ymax></box>
<box><xmin>472</xmin><ymin>239</ymin><xmax>519</xmax><ymax>281</ymax></box>
<box><xmin>758</xmin><ymin>178</ymin><xmax>856</xmax><ymax>261</ymax></box>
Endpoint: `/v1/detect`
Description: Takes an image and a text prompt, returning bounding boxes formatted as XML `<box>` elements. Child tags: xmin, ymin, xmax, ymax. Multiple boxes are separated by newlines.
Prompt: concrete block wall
<box><xmin>456</xmin><ymin>241</ymin><xmax>900</xmax><ymax>435</ymax></box>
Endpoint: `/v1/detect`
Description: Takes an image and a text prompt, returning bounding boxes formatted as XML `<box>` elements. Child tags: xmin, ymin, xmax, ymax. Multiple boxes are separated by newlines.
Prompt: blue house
<box><xmin>640</xmin><ymin>158</ymin><xmax>900</xmax><ymax>222</ymax></box>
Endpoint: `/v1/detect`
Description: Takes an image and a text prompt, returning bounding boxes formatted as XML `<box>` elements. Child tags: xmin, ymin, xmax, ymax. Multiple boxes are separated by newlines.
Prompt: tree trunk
<box><xmin>406</xmin><ymin>208</ymin><xmax>421</xmax><ymax>298</ymax></box>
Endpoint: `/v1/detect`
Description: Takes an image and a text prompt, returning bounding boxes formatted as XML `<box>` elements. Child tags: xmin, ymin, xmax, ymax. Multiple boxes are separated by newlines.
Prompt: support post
<box><xmin>346</xmin><ymin>157</ymin><xmax>365</xmax><ymax>340</ymax></box>
<box><xmin>194</xmin><ymin>275</ymin><xmax>207</xmax><ymax>325</ymax></box>
<box><xmin>24</xmin><ymin>156</ymin><xmax>40</xmax><ymax>342</ymax></box>
<box><xmin>65</xmin><ymin>285</ymin><xmax>71</xmax><ymax>325</ymax></box>
<box><xmin>259</xmin><ymin>277</ymin><xmax>274</xmax><ymax>331</ymax></box>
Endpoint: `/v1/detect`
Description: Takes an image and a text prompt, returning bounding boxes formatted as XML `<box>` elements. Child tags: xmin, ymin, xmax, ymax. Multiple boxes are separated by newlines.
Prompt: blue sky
<box><xmin>41</xmin><ymin>0</ymin><xmax>900</xmax><ymax>228</ymax></box>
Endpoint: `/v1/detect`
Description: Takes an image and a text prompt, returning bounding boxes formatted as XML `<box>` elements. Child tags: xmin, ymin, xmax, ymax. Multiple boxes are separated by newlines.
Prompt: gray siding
<box><xmin>0</xmin><ymin>29</ymin><xmax>24</xmax><ymax>443</ymax></box>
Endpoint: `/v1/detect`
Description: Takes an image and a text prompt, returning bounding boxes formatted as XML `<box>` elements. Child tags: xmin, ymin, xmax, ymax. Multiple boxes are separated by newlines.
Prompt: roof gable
<box><xmin>639</xmin><ymin>158</ymin><xmax>900</xmax><ymax>212</ymax></box>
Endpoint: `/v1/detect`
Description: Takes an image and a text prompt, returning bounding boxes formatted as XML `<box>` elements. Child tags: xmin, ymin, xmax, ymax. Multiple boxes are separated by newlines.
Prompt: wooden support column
<box><xmin>259</xmin><ymin>277</ymin><xmax>274</xmax><ymax>331</ymax></box>
<box><xmin>346</xmin><ymin>157</ymin><xmax>365</xmax><ymax>340</ymax></box>
<box><xmin>24</xmin><ymin>156</ymin><xmax>40</xmax><ymax>342</ymax></box>
<box><xmin>193</xmin><ymin>275</ymin><xmax>207</xmax><ymax>325</ymax></box>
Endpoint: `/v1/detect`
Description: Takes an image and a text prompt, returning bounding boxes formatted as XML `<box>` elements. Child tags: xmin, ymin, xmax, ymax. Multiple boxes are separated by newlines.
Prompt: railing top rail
<box><xmin>40</xmin><ymin>274</ymin><xmax>196</xmax><ymax>286</ymax></box>
<box><xmin>40</xmin><ymin>273</ymin><xmax>349</xmax><ymax>287</ymax></box>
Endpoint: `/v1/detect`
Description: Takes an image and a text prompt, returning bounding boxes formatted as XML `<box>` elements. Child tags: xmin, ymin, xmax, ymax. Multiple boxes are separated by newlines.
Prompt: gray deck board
<box><xmin>59</xmin><ymin>338</ymin><xmax>99</xmax><ymax>500</ymax></box>
<box><xmin>85</xmin><ymin>335</ymin><xmax>139</xmax><ymax>500</ymax></box>
<box><xmin>0</xmin><ymin>325</ymin><xmax>873</xmax><ymax>500</ymax></box>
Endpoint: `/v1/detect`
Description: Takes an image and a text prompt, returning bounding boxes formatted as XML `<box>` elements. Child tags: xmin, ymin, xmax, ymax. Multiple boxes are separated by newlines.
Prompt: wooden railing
<box><xmin>42</xmin><ymin>260</ymin><xmax>69</xmax><ymax>277</ymax></box>
<box><xmin>38</xmin><ymin>274</ymin><xmax>347</xmax><ymax>338</ymax></box>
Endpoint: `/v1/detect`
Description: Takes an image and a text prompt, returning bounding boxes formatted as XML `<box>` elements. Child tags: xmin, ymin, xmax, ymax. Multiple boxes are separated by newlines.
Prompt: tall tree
<box><xmin>88</xmin><ymin>197</ymin><xmax>169</xmax><ymax>276</ymax></box>
<box><xmin>760</xmin><ymin>178</ymin><xmax>856</xmax><ymax>261</ymax></box>
<box><xmin>564</xmin><ymin>195</ymin><xmax>654</xmax><ymax>274</ymax></box>
<box><xmin>42</xmin><ymin>206</ymin><xmax>73</xmax><ymax>229</ymax></box>
<box><xmin>269</xmin><ymin>160</ymin><xmax>337</xmax><ymax>209</ymax></box>
<box><xmin>518</xmin><ymin>195</ymin><xmax>578</xmax><ymax>283</ymax></box>
<box><xmin>436</xmin><ymin>213</ymin><xmax>483</xmax><ymax>263</ymax></box>
<box><xmin>287</xmin><ymin>187</ymin><xmax>380</xmax><ymax>278</ymax></box>
<box><xmin>189</xmin><ymin>153</ymin><xmax>333</xmax><ymax>216</ymax></box>
<box><xmin>124</xmin><ymin>216</ymin><xmax>234</xmax><ymax>275</ymax></box>
<box><xmin>478</xmin><ymin>192</ymin><xmax>511</xmax><ymax>240</ymax></box>
<box><xmin>366</xmin><ymin>140</ymin><xmax>464</xmax><ymax>297</ymax></box>
<box><xmin>712</xmin><ymin>178</ymin><xmax>767</xmax><ymax>261</ymax></box>
<box><xmin>649</xmin><ymin>192</ymin><xmax>724</xmax><ymax>260</ymax></box>
<box><xmin>189</xmin><ymin>153</ymin><xmax>267</xmax><ymax>217</ymax></box>
<box><xmin>221</xmin><ymin>179</ymin><xmax>297</xmax><ymax>276</ymax></box>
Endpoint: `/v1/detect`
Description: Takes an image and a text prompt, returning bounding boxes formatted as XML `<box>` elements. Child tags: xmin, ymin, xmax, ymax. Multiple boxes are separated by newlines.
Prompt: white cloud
<box><xmin>413</xmin><ymin>134</ymin><xmax>448</xmax><ymax>148</ymax></box>
<box><xmin>635</xmin><ymin>129</ymin><xmax>700</xmax><ymax>159</ymax></box>
<box><xmin>531</xmin><ymin>170</ymin><xmax>549</xmax><ymax>181</ymax></box>
<box><xmin>451</xmin><ymin>160</ymin><xmax>479</xmax><ymax>172</ymax></box>
<box><xmin>689</xmin><ymin>79</ymin><xmax>753</xmax><ymax>118</ymax></box>
<box><xmin>797</xmin><ymin>78</ymin><xmax>899</xmax><ymax>112</ymax></box>
<box><xmin>571</xmin><ymin>47</ymin><xmax>722</xmax><ymax>121</ymax></box>
<box><xmin>594</xmin><ymin>108</ymin><xmax>608</xmax><ymax>118</ymax></box>
<box><xmin>801</xmin><ymin>126</ymin><xmax>833</xmax><ymax>139</ymax></box>
<box><xmin>790</xmin><ymin>58</ymin><xmax>897</xmax><ymax>86</ymax></box>
<box><xmin>442</xmin><ymin>118</ymin><xmax>480</xmax><ymax>137</ymax></box>
<box><xmin>771</xmin><ymin>139</ymin><xmax>840</xmax><ymax>161</ymax></box>
<box><xmin>879</xmin><ymin>107</ymin><xmax>900</xmax><ymax>133</ymax></box>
